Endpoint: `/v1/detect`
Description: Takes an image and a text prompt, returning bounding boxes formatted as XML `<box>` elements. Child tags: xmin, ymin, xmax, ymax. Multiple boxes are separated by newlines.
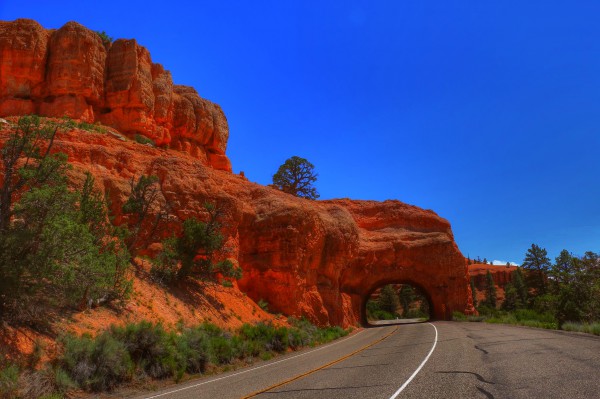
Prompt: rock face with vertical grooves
<box><xmin>0</xmin><ymin>19</ymin><xmax>231</xmax><ymax>171</ymax></box>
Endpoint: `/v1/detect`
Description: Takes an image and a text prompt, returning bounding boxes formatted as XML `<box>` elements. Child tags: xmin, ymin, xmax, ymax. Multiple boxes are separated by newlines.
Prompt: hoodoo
<box><xmin>0</xmin><ymin>19</ymin><xmax>475</xmax><ymax>326</ymax></box>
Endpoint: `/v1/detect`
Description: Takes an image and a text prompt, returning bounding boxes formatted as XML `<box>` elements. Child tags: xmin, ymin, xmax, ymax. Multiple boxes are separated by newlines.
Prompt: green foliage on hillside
<box><xmin>152</xmin><ymin>203</ymin><xmax>242</xmax><ymax>283</ymax></box>
<box><xmin>121</xmin><ymin>174</ymin><xmax>168</xmax><ymax>257</ymax></box>
<box><xmin>0</xmin><ymin>116</ymin><xmax>131</xmax><ymax>327</ymax></box>
<box><xmin>134</xmin><ymin>134</ymin><xmax>155</xmax><ymax>146</ymax></box>
<box><xmin>60</xmin><ymin>116</ymin><xmax>106</xmax><ymax>133</ymax></box>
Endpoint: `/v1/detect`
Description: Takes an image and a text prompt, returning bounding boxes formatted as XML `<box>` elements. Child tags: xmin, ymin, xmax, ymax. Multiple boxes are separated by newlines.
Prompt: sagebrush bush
<box><xmin>238</xmin><ymin>323</ymin><xmax>289</xmax><ymax>353</ymax></box>
<box><xmin>177</xmin><ymin>327</ymin><xmax>210</xmax><ymax>374</ymax></box>
<box><xmin>209</xmin><ymin>335</ymin><xmax>235</xmax><ymax>364</ymax></box>
<box><xmin>59</xmin><ymin>332</ymin><xmax>132</xmax><ymax>392</ymax></box>
<box><xmin>110</xmin><ymin>321</ymin><xmax>181</xmax><ymax>379</ymax></box>
<box><xmin>19</xmin><ymin>366</ymin><xmax>76</xmax><ymax>399</ymax></box>
<box><xmin>45</xmin><ymin>319</ymin><xmax>350</xmax><ymax>395</ymax></box>
<box><xmin>0</xmin><ymin>364</ymin><xmax>19</xmax><ymax>399</ymax></box>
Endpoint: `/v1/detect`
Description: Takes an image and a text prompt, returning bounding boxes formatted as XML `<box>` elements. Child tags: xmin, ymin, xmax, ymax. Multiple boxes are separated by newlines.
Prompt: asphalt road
<box><xmin>133</xmin><ymin>322</ymin><xmax>600</xmax><ymax>399</ymax></box>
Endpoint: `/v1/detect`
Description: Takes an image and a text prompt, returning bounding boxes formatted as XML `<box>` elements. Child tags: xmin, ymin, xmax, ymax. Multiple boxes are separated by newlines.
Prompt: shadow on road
<box><xmin>366</xmin><ymin>318</ymin><xmax>430</xmax><ymax>328</ymax></box>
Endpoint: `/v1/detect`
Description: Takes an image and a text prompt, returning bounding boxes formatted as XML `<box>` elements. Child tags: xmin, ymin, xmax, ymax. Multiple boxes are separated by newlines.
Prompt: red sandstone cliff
<box><xmin>0</xmin><ymin>19</ymin><xmax>474</xmax><ymax>327</ymax></box>
<box><xmin>469</xmin><ymin>263</ymin><xmax>519</xmax><ymax>305</ymax></box>
<box><xmin>0</xmin><ymin>19</ymin><xmax>231</xmax><ymax>171</ymax></box>
<box><xmin>1</xmin><ymin>120</ymin><xmax>473</xmax><ymax>326</ymax></box>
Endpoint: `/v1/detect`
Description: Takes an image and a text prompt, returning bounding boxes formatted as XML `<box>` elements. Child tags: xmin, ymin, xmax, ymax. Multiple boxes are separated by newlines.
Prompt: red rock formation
<box><xmin>469</xmin><ymin>263</ymin><xmax>519</xmax><ymax>305</ymax></box>
<box><xmin>0</xmin><ymin>19</ymin><xmax>230</xmax><ymax>171</ymax></box>
<box><xmin>0</xmin><ymin>119</ymin><xmax>474</xmax><ymax>326</ymax></box>
<box><xmin>0</xmin><ymin>19</ymin><xmax>475</xmax><ymax>327</ymax></box>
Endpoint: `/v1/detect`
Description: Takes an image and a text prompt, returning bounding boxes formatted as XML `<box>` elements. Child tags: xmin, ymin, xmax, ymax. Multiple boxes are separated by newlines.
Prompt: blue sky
<box><xmin>2</xmin><ymin>1</ymin><xmax>599</xmax><ymax>264</ymax></box>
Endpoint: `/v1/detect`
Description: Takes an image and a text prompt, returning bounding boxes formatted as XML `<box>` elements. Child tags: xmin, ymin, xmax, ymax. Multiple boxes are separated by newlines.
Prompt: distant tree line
<box><xmin>470</xmin><ymin>243</ymin><xmax>600</xmax><ymax>327</ymax></box>
<box><xmin>366</xmin><ymin>284</ymin><xmax>429</xmax><ymax>321</ymax></box>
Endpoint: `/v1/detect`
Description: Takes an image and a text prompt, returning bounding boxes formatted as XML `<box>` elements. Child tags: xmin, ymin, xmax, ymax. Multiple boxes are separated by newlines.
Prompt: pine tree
<box><xmin>470</xmin><ymin>278</ymin><xmax>478</xmax><ymax>308</ymax></box>
<box><xmin>512</xmin><ymin>268</ymin><xmax>528</xmax><ymax>307</ymax></box>
<box><xmin>502</xmin><ymin>283</ymin><xmax>518</xmax><ymax>311</ymax></box>
<box><xmin>399</xmin><ymin>285</ymin><xmax>415</xmax><ymax>316</ymax></box>
<box><xmin>377</xmin><ymin>285</ymin><xmax>400</xmax><ymax>315</ymax></box>
<box><xmin>484</xmin><ymin>270</ymin><xmax>497</xmax><ymax>308</ymax></box>
<box><xmin>521</xmin><ymin>244</ymin><xmax>551</xmax><ymax>296</ymax></box>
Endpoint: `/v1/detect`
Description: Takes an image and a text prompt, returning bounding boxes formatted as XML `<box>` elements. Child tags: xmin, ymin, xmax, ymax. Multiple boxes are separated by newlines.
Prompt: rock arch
<box><xmin>237</xmin><ymin>197</ymin><xmax>476</xmax><ymax>327</ymax></box>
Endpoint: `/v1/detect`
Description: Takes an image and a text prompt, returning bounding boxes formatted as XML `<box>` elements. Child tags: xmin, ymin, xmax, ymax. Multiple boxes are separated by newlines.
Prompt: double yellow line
<box><xmin>242</xmin><ymin>327</ymin><xmax>399</xmax><ymax>398</ymax></box>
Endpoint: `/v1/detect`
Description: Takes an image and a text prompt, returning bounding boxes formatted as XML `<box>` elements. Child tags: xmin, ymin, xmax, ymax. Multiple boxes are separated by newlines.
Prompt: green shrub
<box><xmin>231</xmin><ymin>335</ymin><xmax>262</xmax><ymax>358</ymax></box>
<box><xmin>238</xmin><ymin>323</ymin><xmax>289</xmax><ymax>353</ymax></box>
<box><xmin>513</xmin><ymin>309</ymin><xmax>553</xmax><ymax>323</ymax></box>
<box><xmin>95</xmin><ymin>30</ymin><xmax>113</xmax><ymax>44</ymax></box>
<box><xmin>60</xmin><ymin>332</ymin><xmax>132</xmax><ymax>392</ymax></box>
<box><xmin>134</xmin><ymin>134</ymin><xmax>156</xmax><ymax>146</ymax></box>
<box><xmin>0</xmin><ymin>364</ymin><xmax>19</xmax><ymax>399</ymax></box>
<box><xmin>452</xmin><ymin>311</ymin><xmax>467</xmax><ymax>321</ymax></box>
<box><xmin>483</xmin><ymin>309</ymin><xmax>557</xmax><ymax>329</ymax></box>
<box><xmin>316</xmin><ymin>326</ymin><xmax>348</xmax><ymax>343</ymax></box>
<box><xmin>60</xmin><ymin>116</ymin><xmax>106</xmax><ymax>133</ymax></box>
<box><xmin>209</xmin><ymin>335</ymin><xmax>234</xmax><ymax>364</ymax></box>
<box><xmin>257</xmin><ymin>299</ymin><xmax>269</xmax><ymax>312</ymax></box>
<box><xmin>222</xmin><ymin>280</ymin><xmax>233</xmax><ymax>288</ymax></box>
<box><xmin>19</xmin><ymin>366</ymin><xmax>76</xmax><ymax>399</ymax></box>
<box><xmin>369</xmin><ymin>309</ymin><xmax>396</xmax><ymax>320</ymax></box>
<box><xmin>287</xmin><ymin>317</ymin><xmax>349</xmax><ymax>346</ymax></box>
<box><xmin>52</xmin><ymin>319</ymin><xmax>351</xmax><ymax>394</ymax></box>
<box><xmin>109</xmin><ymin>321</ymin><xmax>181</xmax><ymax>379</ymax></box>
<box><xmin>177</xmin><ymin>327</ymin><xmax>210</xmax><ymax>374</ymax></box>
<box><xmin>562</xmin><ymin>322</ymin><xmax>600</xmax><ymax>335</ymax></box>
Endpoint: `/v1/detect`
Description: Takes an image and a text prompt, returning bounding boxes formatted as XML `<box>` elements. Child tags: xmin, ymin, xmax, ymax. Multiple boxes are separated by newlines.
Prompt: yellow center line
<box><xmin>241</xmin><ymin>326</ymin><xmax>399</xmax><ymax>399</ymax></box>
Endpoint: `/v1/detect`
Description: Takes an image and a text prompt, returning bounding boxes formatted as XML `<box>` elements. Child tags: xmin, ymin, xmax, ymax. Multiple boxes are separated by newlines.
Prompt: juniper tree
<box><xmin>0</xmin><ymin>117</ymin><xmax>131</xmax><ymax>323</ymax></box>
<box><xmin>153</xmin><ymin>203</ymin><xmax>242</xmax><ymax>283</ymax></box>
<box><xmin>272</xmin><ymin>156</ymin><xmax>319</xmax><ymax>199</ymax></box>
<box><xmin>122</xmin><ymin>174</ymin><xmax>169</xmax><ymax>256</ymax></box>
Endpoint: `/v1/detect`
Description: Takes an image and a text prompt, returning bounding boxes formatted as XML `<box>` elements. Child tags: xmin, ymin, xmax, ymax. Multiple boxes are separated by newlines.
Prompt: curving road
<box><xmin>133</xmin><ymin>322</ymin><xmax>600</xmax><ymax>399</ymax></box>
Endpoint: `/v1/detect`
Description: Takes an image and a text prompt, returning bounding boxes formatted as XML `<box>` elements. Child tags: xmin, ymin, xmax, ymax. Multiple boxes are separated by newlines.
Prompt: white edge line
<box><xmin>142</xmin><ymin>328</ymin><xmax>365</xmax><ymax>399</ymax></box>
<box><xmin>388</xmin><ymin>322</ymin><xmax>438</xmax><ymax>399</ymax></box>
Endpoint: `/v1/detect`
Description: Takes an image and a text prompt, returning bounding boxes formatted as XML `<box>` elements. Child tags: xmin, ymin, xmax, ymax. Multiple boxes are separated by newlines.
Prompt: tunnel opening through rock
<box><xmin>363</xmin><ymin>282</ymin><xmax>433</xmax><ymax>326</ymax></box>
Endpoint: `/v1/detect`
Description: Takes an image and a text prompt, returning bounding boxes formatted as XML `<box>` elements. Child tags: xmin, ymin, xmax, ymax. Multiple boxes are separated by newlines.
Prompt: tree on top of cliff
<box><xmin>272</xmin><ymin>156</ymin><xmax>319</xmax><ymax>200</ymax></box>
